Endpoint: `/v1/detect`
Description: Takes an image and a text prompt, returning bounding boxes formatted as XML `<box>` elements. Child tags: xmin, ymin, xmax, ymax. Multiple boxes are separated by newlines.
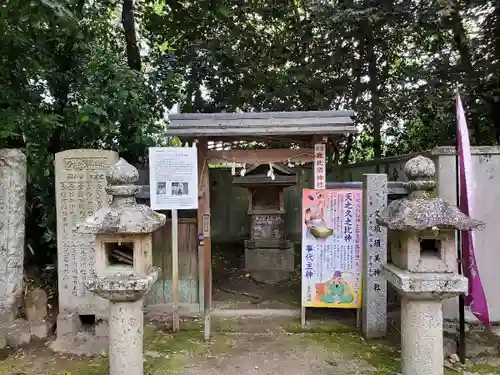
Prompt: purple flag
<box><xmin>456</xmin><ymin>92</ymin><xmax>490</xmax><ymax>327</ymax></box>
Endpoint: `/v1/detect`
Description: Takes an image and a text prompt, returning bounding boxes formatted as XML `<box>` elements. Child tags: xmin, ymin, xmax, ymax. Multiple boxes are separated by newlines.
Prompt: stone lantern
<box><xmin>78</xmin><ymin>158</ymin><xmax>166</xmax><ymax>375</ymax></box>
<box><xmin>377</xmin><ymin>155</ymin><xmax>484</xmax><ymax>375</ymax></box>
<box><xmin>233</xmin><ymin>163</ymin><xmax>296</xmax><ymax>284</ymax></box>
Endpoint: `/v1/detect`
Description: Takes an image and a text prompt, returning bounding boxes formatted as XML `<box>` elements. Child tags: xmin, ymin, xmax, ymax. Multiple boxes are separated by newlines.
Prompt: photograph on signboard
<box><xmin>148</xmin><ymin>147</ymin><xmax>198</xmax><ymax>210</ymax></box>
<box><xmin>301</xmin><ymin>189</ymin><xmax>362</xmax><ymax>309</ymax></box>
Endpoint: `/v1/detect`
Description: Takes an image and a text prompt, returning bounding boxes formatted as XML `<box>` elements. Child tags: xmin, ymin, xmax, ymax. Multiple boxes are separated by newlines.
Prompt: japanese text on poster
<box><xmin>302</xmin><ymin>189</ymin><xmax>363</xmax><ymax>308</ymax></box>
<box><xmin>148</xmin><ymin>147</ymin><xmax>198</xmax><ymax>210</ymax></box>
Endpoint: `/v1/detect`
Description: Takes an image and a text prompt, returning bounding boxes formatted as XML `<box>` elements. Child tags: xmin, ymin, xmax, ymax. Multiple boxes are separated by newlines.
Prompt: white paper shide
<box><xmin>149</xmin><ymin>147</ymin><xmax>198</xmax><ymax>210</ymax></box>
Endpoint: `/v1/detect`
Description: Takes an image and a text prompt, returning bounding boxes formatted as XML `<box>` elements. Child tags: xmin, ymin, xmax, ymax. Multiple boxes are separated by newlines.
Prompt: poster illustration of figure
<box><xmin>304</xmin><ymin>191</ymin><xmax>330</xmax><ymax>239</ymax></box>
<box><xmin>301</xmin><ymin>189</ymin><xmax>362</xmax><ymax>309</ymax></box>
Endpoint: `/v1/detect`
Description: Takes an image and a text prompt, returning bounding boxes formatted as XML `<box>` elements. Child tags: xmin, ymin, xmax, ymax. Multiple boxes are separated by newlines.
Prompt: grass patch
<box><xmin>295</xmin><ymin>327</ymin><xmax>500</xmax><ymax>375</ymax></box>
<box><xmin>305</xmin><ymin>331</ymin><xmax>400</xmax><ymax>374</ymax></box>
<box><xmin>285</xmin><ymin>321</ymin><xmax>358</xmax><ymax>334</ymax></box>
<box><xmin>463</xmin><ymin>363</ymin><xmax>500</xmax><ymax>374</ymax></box>
<box><xmin>141</xmin><ymin>323</ymin><xmax>234</xmax><ymax>375</ymax></box>
<box><xmin>0</xmin><ymin>323</ymin><xmax>234</xmax><ymax>375</ymax></box>
<box><xmin>284</xmin><ymin>321</ymin><xmax>401</xmax><ymax>374</ymax></box>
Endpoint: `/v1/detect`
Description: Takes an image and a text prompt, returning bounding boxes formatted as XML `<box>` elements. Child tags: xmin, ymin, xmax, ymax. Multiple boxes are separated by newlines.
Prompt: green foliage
<box><xmin>144</xmin><ymin>0</ymin><xmax>500</xmax><ymax>160</ymax></box>
<box><xmin>3</xmin><ymin>0</ymin><xmax>500</xmax><ymax>267</ymax></box>
<box><xmin>0</xmin><ymin>0</ymin><xmax>181</xmax><ymax>265</ymax></box>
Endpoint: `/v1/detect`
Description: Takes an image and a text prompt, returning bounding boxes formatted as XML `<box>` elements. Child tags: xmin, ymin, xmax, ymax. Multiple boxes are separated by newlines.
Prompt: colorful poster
<box><xmin>301</xmin><ymin>189</ymin><xmax>363</xmax><ymax>309</ymax></box>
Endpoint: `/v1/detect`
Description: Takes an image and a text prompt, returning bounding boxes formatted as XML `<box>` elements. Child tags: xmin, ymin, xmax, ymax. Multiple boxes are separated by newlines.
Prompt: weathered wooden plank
<box><xmin>151</xmin><ymin>218</ymin><xmax>199</xmax><ymax>304</ymax></box>
<box><xmin>166</xmin><ymin>125</ymin><xmax>357</xmax><ymax>137</ymax></box>
<box><xmin>169</xmin><ymin>110</ymin><xmax>355</xmax><ymax>121</ymax></box>
<box><xmin>168</xmin><ymin>116</ymin><xmax>354</xmax><ymax>129</ymax></box>
<box><xmin>284</xmin><ymin>168</ymin><xmax>313</xmax><ymax>241</ymax></box>
<box><xmin>197</xmin><ymin>140</ymin><xmax>212</xmax><ymax>340</ymax></box>
<box><xmin>149</xmin><ymin>226</ymin><xmax>166</xmax><ymax>305</ymax></box>
<box><xmin>210</xmin><ymin>169</ymin><xmax>249</xmax><ymax>241</ymax></box>
<box><xmin>207</xmin><ymin>148</ymin><xmax>314</xmax><ymax>165</ymax></box>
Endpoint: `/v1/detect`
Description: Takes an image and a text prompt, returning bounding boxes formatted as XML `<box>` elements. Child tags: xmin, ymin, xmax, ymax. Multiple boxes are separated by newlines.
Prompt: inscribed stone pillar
<box><xmin>361</xmin><ymin>173</ymin><xmax>388</xmax><ymax>339</ymax></box>
<box><xmin>0</xmin><ymin>149</ymin><xmax>27</xmax><ymax>322</ymax></box>
<box><xmin>54</xmin><ymin>149</ymin><xmax>119</xmax><ymax>343</ymax></box>
<box><xmin>401</xmin><ymin>298</ymin><xmax>443</xmax><ymax>375</ymax></box>
<box><xmin>109</xmin><ymin>299</ymin><xmax>144</xmax><ymax>375</ymax></box>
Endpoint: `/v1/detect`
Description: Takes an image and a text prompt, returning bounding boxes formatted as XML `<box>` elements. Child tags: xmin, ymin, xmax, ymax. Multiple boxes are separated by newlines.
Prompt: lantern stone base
<box><xmin>85</xmin><ymin>268</ymin><xmax>160</xmax><ymax>375</ymax></box>
<box><xmin>244</xmin><ymin>247</ymin><xmax>294</xmax><ymax>284</ymax></box>
<box><xmin>383</xmin><ymin>263</ymin><xmax>468</xmax><ymax>375</ymax></box>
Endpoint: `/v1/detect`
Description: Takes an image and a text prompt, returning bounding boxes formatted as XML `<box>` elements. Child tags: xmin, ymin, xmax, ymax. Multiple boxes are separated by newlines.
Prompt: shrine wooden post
<box><xmin>196</xmin><ymin>139</ymin><xmax>212</xmax><ymax>340</ymax></box>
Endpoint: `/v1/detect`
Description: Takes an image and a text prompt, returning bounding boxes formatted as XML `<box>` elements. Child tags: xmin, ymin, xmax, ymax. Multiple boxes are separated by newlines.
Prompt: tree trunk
<box><xmin>122</xmin><ymin>0</ymin><xmax>141</xmax><ymax>71</ymax></box>
<box><xmin>449</xmin><ymin>0</ymin><xmax>481</xmax><ymax>143</ymax></box>
<box><xmin>119</xmin><ymin>0</ymin><xmax>143</xmax><ymax>162</ymax></box>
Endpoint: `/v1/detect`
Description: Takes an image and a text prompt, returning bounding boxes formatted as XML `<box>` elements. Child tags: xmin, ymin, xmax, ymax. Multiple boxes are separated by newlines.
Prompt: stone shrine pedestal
<box><xmin>244</xmin><ymin>211</ymin><xmax>294</xmax><ymax>284</ymax></box>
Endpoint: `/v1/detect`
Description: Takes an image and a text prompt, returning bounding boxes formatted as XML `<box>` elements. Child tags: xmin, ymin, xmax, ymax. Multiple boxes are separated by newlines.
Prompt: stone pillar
<box><xmin>52</xmin><ymin>149</ymin><xmax>119</xmax><ymax>353</ymax></box>
<box><xmin>86</xmin><ymin>270</ymin><xmax>160</xmax><ymax>375</ymax></box>
<box><xmin>109</xmin><ymin>299</ymin><xmax>143</xmax><ymax>375</ymax></box>
<box><xmin>361</xmin><ymin>173</ymin><xmax>388</xmax><ymax>339</ymax></box>
<box><xmin>0</xmin><ymin>149</ymin><xmax>27</xmax><ymax>322</ymax></box>
<box><xmin>401</xmin><ymin>298</ymin><xmax>443</xmax><ymax>375</ymax></box>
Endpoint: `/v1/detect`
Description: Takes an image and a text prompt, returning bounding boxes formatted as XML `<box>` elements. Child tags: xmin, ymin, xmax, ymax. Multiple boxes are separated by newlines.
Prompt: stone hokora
<box><xmin>232</xmin><ymin>163</ymin><xmax>296</xmax><ymax>284</ymax></box>
<box><xmin>378</xmin><ymin>155</ymin><xmax>484</xmax><ymax>375</ymax></box>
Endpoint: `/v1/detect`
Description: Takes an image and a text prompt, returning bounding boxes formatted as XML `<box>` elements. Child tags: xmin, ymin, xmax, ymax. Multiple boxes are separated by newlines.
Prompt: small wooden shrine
<box><xmin>233</xmin><ymin>163</ymin><xmax>297</xmax><ymax>284</ymax></box>
<box><xmin>165</xmin><ymin>110</ymin><xmax>357</xmax><ymax>339</ymax></box>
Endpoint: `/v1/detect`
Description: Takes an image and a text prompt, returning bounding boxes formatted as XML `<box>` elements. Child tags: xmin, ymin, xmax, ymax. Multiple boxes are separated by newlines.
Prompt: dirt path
<box><xmin>2</xmin><ymin>315</ymin><xmax>500</xmax><ymax>375</ymax></box>
<box><xmin>183</xmin><ymin>329</ymin><xmax>374</xmax><ymax>375</ymax></box>
<box><xmin>180</xmin><ymin>317</ymin><xmax>375</xmax><ymax>375</ymax></box>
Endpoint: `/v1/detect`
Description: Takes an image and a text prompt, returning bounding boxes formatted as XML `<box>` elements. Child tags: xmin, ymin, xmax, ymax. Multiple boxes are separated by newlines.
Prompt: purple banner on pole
<box><xmin>456</xmin><ymin>92</ymin><xmax>490</xmax><ymax>327</ymax></box>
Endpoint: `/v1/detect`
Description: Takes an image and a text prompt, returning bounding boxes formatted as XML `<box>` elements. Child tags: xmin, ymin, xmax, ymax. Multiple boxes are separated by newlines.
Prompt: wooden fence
<box><xmin>147</xmin><ymin>218</ymin><xmax>199</xmax><ymax>306</ymax></box>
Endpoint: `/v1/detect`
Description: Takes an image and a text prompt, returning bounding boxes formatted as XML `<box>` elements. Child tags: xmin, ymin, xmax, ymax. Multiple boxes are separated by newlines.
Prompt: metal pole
<box><xmin>172</xmin><ymin>209</ymin><xmax>180</xmax><ymax>332</ymax></box>
<box><xmin>455</xmin><ymin>125</ymin><xmax>466</xmax><ymax>364</ymax></box>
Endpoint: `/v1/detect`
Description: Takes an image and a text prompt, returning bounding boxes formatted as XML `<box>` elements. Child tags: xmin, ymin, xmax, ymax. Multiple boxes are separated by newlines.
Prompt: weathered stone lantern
<box><xmin>233</xmin><ymin>163</ymin><xmax>296</xmax><ymax>284</ymax></box>
<box><xmin>378</xmin><ymin>155</ymin><xmax>484</xmax><ymax>375</ymax></box>
<box><xmin>78</xmin><ymin>158</ymin><xmax>165</xmax><ymax>375</ymax></box>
